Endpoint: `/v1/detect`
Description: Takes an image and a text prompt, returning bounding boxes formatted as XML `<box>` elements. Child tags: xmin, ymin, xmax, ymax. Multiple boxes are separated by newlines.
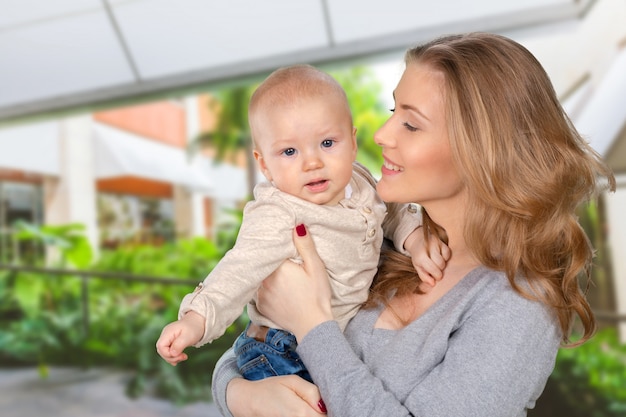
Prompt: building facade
<box><xmin>0</xmin><ymin>95</ymin><xmax>248</xmax><ymax>261</ymax></box>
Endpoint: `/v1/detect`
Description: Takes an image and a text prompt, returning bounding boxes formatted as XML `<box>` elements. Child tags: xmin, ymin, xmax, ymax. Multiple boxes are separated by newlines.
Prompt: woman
<box><xmin>211</xmin><ymin>32</ymin><xmax>615</xmax><ymax>417</ymax></box>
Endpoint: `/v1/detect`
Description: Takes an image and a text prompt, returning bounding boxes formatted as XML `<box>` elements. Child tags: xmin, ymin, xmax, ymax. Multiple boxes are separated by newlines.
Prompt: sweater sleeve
<box><xmin>350</xmin><ymin>162</ymin><xmax>422</xmax><ymax>255</ymax></box>
<box><xmin>179</xmin><ymin>198</ymin><xmax>297</xmax><ymax>346</ymax></box>
<box><xmin>211</xmin><ymin>347</ymin><xmax>239</xmax><ymax>417</ymax></box>
<box><xmin>296</xmin><ymin>290</ymin><xmax>561</xmax><ymax>417</ymax></box>
<box><xmin>383</xmin><ymin>202</ymin><xmax>423</xmax><ymax>255</ymax></box>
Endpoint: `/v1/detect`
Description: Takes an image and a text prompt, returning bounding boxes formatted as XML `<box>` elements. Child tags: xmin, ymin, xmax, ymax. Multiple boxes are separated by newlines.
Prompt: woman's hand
<box><xmin>257</xmin><ymin>224</ymin><xmax>334</xmax><ymax>341</ymax></box>
<box><xmin>227</xmin><ymin>375</ymin><xmax>327</xmax><ymax>417</ymax></box>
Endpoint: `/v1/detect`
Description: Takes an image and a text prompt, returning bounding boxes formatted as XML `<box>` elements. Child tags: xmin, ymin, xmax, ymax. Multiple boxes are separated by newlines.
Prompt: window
<box><xmin>0</xmin><ymin>181</ymin><xmax>44</xmax><ymax>263</ymax></box>
<box><xmin>97</xmin><ymin>193</ymin><xmax>175</xmax><ymax>248</ymax></box>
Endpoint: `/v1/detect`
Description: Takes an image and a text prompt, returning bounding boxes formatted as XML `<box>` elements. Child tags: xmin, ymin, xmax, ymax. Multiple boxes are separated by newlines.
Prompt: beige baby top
<box><xmin>179</xmin><ymin>162</ymin><xmax>422</xmax><ymax>347</ymax></box>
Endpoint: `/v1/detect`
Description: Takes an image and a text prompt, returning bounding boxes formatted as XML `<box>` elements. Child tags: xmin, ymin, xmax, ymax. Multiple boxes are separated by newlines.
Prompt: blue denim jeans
<box><xmin>234</xmin><ymin>322</ymin><xmax>312</xmax><ymax>382</ymax></box>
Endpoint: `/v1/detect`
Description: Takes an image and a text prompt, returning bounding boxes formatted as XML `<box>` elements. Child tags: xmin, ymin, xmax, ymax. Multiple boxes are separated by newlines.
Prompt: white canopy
<box><xmin>0</xmin><ymin>120</ymin><xmax>216</xmax><ymax>192</ymax></box>
<box><xmin>0</xmin><ymin>0</ymin><xmax>592</xmax><ymax>122</ymax></box>
<box><xmin>93</xmin><ymin>123</ymin><xmax>213</xmax><ymax>192</ymax></box>
<box><xmin>0</xmin><ymin>121</ymin><xmax>60</xmax><ymax>176</ymax></box>
<box><xmin>573</xmin><ymin>46</ymin><xmax>626</xmax><ymax>158</ymax></box>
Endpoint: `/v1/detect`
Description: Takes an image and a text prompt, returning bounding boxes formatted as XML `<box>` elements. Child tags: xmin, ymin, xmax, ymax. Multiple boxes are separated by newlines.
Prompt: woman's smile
<box><xmin>381</xmin><ymin>157</ymin><xmax>404</xmax><ymax>174</ymax></box>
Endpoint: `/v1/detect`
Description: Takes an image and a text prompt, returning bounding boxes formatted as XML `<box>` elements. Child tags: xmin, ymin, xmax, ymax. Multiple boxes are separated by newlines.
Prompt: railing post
<box><xmin>80</xmin><ymin>274</ymin><xmax>89</xmax><ymax>337</ymax></box>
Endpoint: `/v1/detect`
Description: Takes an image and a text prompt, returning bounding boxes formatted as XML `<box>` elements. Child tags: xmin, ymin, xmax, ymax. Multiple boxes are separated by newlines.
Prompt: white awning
<box><xmin>0</xmin><ymin>0</ymin><xmax>593</xmax><ymax>122</ymax></box>
<box><xmin>574</xmin><ymin>46</ymin><xmax>626</xmax><ymax>157</ymax></box>
<box><xmin>0</xmin><ymin>121</ymin><xmax>60</xmax><ymax>176</ymax></box>
<box><xmin>93</xmin><ymin>123</ymin><xmax>213</xmax><ymax>192</ymax></box>
<box><xmin>198</xmin><ymin>158</ymin><xmax>249</xmax><ymax>202</ymax></box>
<box><xmin>561</xmin><ymin>77</ymin><xmax>592</xmax><ymax>122</ymax></box>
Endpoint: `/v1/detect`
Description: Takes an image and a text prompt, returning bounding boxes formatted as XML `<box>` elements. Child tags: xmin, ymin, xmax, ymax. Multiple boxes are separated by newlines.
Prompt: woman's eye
<box><xmin>282</xmin><ymin>148</ymin><xmax>296</xmax><ymax>156</ymax></box>
<box><xmin>321</xmin><ymin>139</ymin><xmax>334</xmax><ymax>148</ymax></box>
<box><xmin>403</xmin><ymin>122</ymin><xmax>418</xmax><ymax>132</ymax></box>
<box><xmin>389</xmin><ymin>108</ymin><xmax>395</xmax><ymax>113</ymax></box>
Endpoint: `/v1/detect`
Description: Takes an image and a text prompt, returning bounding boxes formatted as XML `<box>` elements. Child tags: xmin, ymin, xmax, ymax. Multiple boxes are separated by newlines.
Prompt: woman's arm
<box><xmin>211</xmin><ymin>348</ymin><xmax>239</xmax><ymax>417</ymax></box>
<box><xmin>256</xmin><ymin>225</ymin><xmax>561</xmax><ymax>417</ymax></box>
<box><xmin>211</xmin><ymin>348</ymin><xmax>326</xmax><ymax>417</ymax></box>
<box><xmin>297</xmin><ymin>298</ymin><xmax>560</xmax><ymax>417</ymax></box>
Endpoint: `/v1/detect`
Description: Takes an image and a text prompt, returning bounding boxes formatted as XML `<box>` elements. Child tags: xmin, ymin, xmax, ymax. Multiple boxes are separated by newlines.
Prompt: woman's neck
<box><xmin>375</xmin><ymin>227</ymin><xmax>480</xmax><ymax>330</ymax></box>
<box><xmin>445</xmin><ymin>233</ymin><xmax>479</xmax><ymax>270</ymax></box>
<box><xmin>424</xmin><ymin>196</ymin><xmax>478</xmax><ymax>269</ymax></box>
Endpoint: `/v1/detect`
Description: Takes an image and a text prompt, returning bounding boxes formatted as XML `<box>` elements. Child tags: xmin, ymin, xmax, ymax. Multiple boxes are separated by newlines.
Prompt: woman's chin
<box><xmin>375</xmin><ymin>182</ymin><xmax>392</xmax><ymax>200</ymax></box>
<box><xmin>377</xmin><ymin>183</ymin><xmax>410</xmax><ymax>204</ymax></box>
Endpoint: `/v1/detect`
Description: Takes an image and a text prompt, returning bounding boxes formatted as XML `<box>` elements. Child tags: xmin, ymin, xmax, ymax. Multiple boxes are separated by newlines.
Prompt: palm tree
<box><xmin>331</xmin><ymin>66</ymin><xmax>388</xmax><ymax>174</ymax></box>
<box><xmin>191</xmin><ymin>85</ymin><xmax>258</xmax><ymax>199</ymax></box>
<box><xmin>190</xmin><ymin>65</ymin><xmax>389</xmax><ymax>198</ymax></box>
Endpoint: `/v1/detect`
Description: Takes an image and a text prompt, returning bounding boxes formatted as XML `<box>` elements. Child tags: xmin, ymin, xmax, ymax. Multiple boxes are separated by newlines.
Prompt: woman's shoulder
<box><xmin>456</xmin><ymin>266</ymin><xmax>558</xmax><ymax>327</ymax></box>
<box><xmin>350</xmin><ymin>266</ymin><xmax>558</xmax><ymax>337</ymax></box>
<box><xmin>458</xmin><ymin>267</ymin><xmax>542</xmax><ymax>304</ymax></box>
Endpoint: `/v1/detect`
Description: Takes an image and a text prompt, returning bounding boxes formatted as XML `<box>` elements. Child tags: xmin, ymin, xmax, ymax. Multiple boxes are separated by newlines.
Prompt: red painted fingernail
<box><xmin>296</xmin><ymin>224</ymin><xmax>307</xmax><ymax>237</ymax></box>
<box><xmin>318</xmin><ymin>399</ymin><xmax>327</xmax><ymax>413</ymax></box>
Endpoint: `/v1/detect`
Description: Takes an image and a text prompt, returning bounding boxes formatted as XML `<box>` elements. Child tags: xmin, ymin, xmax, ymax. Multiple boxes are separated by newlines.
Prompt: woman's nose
<box><xmin>374</xmin><ymin>120</ymin><xmax>391</xmax><ymax>147</ymax></box>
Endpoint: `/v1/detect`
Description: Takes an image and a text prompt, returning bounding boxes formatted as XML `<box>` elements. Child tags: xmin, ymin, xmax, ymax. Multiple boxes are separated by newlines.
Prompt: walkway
<box><xmin>0</xmin><ymin>367</ymin><xmax>221</xmax><ymax>417</ymax></box>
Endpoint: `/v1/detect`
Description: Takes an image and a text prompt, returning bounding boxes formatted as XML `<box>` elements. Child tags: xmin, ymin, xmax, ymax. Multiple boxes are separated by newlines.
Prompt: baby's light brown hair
<box><xmin>248</xmin><ymin>64</ymin><xmax>353</xmax><ymax>147</ymax></box>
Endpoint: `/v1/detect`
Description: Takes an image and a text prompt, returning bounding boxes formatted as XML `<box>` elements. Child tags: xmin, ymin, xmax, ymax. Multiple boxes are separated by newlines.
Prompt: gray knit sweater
<box><xmin>212</xmin><ymin>266</ymin><xmax>561</xmax><ymax>417</ymax></box>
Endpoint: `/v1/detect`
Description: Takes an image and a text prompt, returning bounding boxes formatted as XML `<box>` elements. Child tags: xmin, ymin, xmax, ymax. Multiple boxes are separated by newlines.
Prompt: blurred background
<box><xmin>0</xmin><ymin>1</ymin><xmax>625</xmax><ymax>416</ymax></box>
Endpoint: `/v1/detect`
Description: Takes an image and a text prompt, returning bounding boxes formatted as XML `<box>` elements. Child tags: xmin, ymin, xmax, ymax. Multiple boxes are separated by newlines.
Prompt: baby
<box><xmin>156</xmin><ymin>64</ymin><xmax>445</xmax><ymax>382</ymax></box>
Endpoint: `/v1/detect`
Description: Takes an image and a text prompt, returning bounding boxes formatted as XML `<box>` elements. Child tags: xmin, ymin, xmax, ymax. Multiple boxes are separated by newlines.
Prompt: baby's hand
<box><xmin>156</xmin><ymin>311</ymin><xmax>205</xmax><ymax>366</ymax></box>
<box><xmin>404</xmin><ymin>227</ymin><xmax>451</xmax><ymax>286</ymax></box>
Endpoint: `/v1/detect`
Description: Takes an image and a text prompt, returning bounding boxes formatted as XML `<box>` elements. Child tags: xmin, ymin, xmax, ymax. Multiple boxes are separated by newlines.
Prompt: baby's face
<box><xmin>253</xmin><ymin>95</ymin><xmax>357</xmax><ymax>206</ymax></box>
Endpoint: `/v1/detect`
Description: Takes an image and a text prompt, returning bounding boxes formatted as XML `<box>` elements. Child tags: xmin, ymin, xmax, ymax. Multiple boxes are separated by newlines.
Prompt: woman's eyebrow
<box><xmin>401</xmin><ymin>103</ymin><xmax>430</xmax><ymax>122</ymax></box>
<box><xmin>392</xmin><ymin>91</ymin><xmax>431</xmax><ymax>121</ymax></box>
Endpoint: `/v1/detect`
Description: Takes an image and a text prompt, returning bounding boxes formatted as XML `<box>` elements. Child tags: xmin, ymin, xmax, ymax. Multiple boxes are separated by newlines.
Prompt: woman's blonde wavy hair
<box><xmin>366</xmin><ymin>32</ymin><xmax>615</xmax><ymax>346</ymax></box>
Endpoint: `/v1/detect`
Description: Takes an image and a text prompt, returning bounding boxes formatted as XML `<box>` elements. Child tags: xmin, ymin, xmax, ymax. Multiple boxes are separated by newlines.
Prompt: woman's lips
<box><xmin>381</xmin><ymin>157</ymin><xmax>404</xmax><ymax>175</ymax></box>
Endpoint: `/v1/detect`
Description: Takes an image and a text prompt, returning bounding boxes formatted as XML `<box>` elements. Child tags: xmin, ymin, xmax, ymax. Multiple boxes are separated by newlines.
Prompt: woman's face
<box><xmin>375</xmin><ymin>62</ymin><xmax>465</xmax><ymax>213</ymax></box>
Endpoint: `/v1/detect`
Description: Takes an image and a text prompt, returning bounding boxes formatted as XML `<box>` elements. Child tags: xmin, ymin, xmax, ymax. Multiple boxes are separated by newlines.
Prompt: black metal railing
<box><xmin>1</xmin><ymin>264</ymin><xmax>624</xmax><ymax>332</ymax></box>
<box><xmin>0</xmin><ymin>264</ymin><xmax>199</xmax><ymax>335</ymax></box>
<box><xmin>593</xmin><ymin>310</ymin><xmax>626</xmax><ymax>323</ymax></box>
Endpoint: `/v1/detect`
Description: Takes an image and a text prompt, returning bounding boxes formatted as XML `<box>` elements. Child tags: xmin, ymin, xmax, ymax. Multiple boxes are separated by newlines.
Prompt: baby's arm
<box><xmin>403</xmin><ymin>227</ymin><xmax>451</xmax><ymax>286</ymax></box>
<box><xmin>179</xmin><ymin>199</ymin><xmax>298</xmax><ymax>347</ymax></box>
<box><xmin>156</xmin><ymin>311</ymin><xmax>205</xmax><ymax>365</ymax></box>
<box><xmin>156</xmin><ymin>197</ymin><xmax>298</xmax><ymax>367</ymax></box>
<box><xmin>382</xmin><ymin>201</ymin><xmax>450</xmax><ymax>285</ymax></box>
<box><xmin>352</xmin><ymin>162</ymin><xmax>451</xmax><ymax>282</ymax></box>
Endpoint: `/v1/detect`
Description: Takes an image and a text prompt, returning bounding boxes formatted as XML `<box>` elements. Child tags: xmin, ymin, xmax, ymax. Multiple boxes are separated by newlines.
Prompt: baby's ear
<box><xmin>351</xmin><ymin>126</ymin><xmax>358</xmax><ymax>159</ymax></box>
<box><xmin>253</xmin><ymin>149</ymin><xmax>272</xmax><ymax>182</ymax></box>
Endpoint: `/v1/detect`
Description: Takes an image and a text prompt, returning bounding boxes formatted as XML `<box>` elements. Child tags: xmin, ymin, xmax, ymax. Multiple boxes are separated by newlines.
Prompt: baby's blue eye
<box><xmin>283</xmin><ymin>148</ymin><xmax>296</xmax><ymax>156</ymax></box>
<box><xmin>321</xmin><ymin>139</ymin><xmax>334</xmax><ymax>148</ymax></box>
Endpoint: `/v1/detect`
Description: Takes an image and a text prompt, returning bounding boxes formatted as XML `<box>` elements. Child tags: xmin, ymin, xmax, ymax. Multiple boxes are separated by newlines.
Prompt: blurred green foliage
<box><xmin>0</xmin><ymin>218</ymin><xmax>245</xmax><ymax>404</ymax></box>
<box><xmin>532</xmin><ymin>327</ymin><xmax>626</xmax><ymax>416</ymax></box>
<box><xmin>331</xmin><ymin>66</ymin><xmax>388</xmax><ymax>173</ymax></box>
<box><xmin>3</xmin><ymin>216</ymin><xmax>625</xmax><ymax>409</ymax></box>
<box><xmin>14</xmin><ymin>220</ymin><xmax>94</xmax><ymax>268</ymax></box>
<box><xmin>1</xmin><ymin>67</ymin><xmax>622</xmax><ymax>410</ymax></box>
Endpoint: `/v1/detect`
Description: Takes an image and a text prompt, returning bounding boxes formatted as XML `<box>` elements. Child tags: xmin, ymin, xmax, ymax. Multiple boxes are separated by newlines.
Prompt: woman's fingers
<box><xmin>279</xmin><ymin>375</ymin><xmax>327</xmax><ymax>414</ymax></box>
<box><xmin>292</xmin><ymin>224</ymin><xmax>326</xmax><ymax>276</ymax></box>
<box><xmin>227</xmin><ymin>376</ymin><xmax>326</xmax><ymax>417</ymax></box>
<box><xmin>257</xmin><ymin>224</ymin><xmax>334</xmax><ymax>341</ymax></box>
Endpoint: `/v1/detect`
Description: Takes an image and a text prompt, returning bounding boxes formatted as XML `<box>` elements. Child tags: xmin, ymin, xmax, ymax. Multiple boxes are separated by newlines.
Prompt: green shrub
<box><xmin>532</xmin><ymin>327</ymin><xmax>626</xmax><ymax>416</ymax></box>
<box><xmin>0</xmin><ymin>228</ymin><xmax>246</xmax><ymax>404</ymax></box>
